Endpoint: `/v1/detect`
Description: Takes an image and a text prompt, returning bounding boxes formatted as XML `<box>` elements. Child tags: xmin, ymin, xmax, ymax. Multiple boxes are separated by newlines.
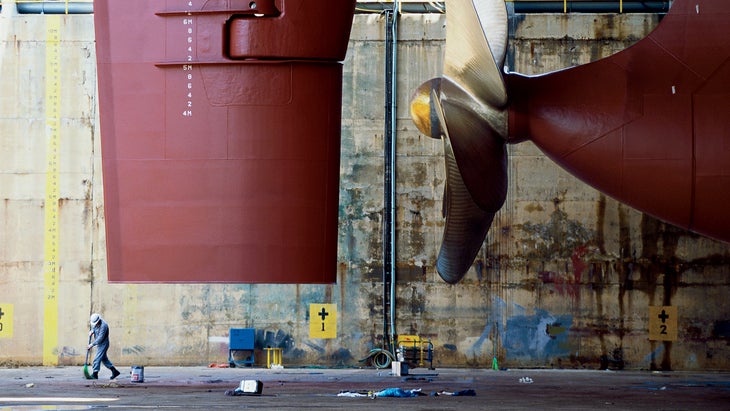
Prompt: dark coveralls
<box><xmin>90</xmin><ymin>319</ymin><xmax>115</xmax><ymax>373</ymax></box>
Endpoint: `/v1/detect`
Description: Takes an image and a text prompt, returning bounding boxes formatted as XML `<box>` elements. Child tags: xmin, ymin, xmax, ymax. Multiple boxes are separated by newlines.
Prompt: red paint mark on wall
<box><xmin>571</xmin><ymin>245</ymin><xmax>589</xmax><ymax>286</ymax></box>
<box><xmin>537</xmin><ymin>245</ymin><xmax>591</xmax><ymax>300</ymax></box>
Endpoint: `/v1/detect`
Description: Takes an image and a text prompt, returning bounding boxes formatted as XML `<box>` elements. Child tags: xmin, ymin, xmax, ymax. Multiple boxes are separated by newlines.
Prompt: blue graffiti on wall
<box><xmin>471</xmin><ymin>298</ymin><xmax>573</xmax><ymax>362</ymax></box>
<box><xmin>502</xmin><ymin>308</ymin><xmax>573</xmax><ymax>361</ymax></box>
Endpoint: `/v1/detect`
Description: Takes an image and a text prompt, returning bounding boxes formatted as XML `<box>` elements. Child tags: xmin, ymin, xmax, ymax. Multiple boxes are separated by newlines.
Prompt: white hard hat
<box><xmin>89</xmin><ymin>313</ymin><xmax>101</xmax><ymax>326</ymax></box>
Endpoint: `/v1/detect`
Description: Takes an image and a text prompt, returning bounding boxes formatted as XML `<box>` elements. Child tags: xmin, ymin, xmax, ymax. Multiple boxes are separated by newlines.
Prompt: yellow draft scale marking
<box><xmin>43</xmin><ymin>14</ymin><xmax>61</xmax><ymax>366</ymax></box>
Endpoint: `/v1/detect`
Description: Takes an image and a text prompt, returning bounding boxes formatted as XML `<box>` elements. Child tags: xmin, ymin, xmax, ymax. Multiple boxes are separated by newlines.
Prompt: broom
<box><xmin>83</xmin><ymin>331</ymin><xmax>92</xmax><ymax>379</ymax></box>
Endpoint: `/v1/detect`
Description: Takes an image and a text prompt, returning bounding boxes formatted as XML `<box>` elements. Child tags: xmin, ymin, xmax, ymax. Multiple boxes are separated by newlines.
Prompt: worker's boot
<box><xmin>110</xmin><ymin>367</ymin><xmax>121</xmax><ymax>380</ymax></box>
<box><xmin>91</xmin><ymin>372</ymin><xmax>99</xmax><ymax>379</ymax></box>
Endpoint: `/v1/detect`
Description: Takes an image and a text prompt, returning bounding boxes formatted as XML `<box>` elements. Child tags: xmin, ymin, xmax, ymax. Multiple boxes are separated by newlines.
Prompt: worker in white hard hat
<box><xmin>88</xmin><ymin>313</ymin><xmax>121</xmax><ymax>380</ymax></box>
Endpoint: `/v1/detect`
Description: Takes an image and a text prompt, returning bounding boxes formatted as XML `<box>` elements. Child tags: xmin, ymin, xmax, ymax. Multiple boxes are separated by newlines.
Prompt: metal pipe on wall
<box><xmin>356</xmin><ymin>2</ymin><xmax>443</xmax><ymax>14</ymax></box>
<box><xmin>388</xmin><ymin>0</ymin><xmax>399</xmax><ymax>350</ymax></box>
<box><xmin>355</xmin><ymin>2</ymin><xmax>669</xmax><ymax>14</ymax></box>
<box><xmin>512</xmin><ymin>1</ymin><xmax>669</xmax><ymax>13</ymax></box>
<box><xmin>0</xmin><ymin>2</ymin><xmax>94</xmax><ymax>14</ymax></box>
<box><xmin>0</xmin><ymin>1</ymin><xmax>671</xmax><ymax>15</ymax></box>
<box><xmin>382</xmin><ymin>5</ymin><xmax>397</xmax><ymax>354</ymax></box>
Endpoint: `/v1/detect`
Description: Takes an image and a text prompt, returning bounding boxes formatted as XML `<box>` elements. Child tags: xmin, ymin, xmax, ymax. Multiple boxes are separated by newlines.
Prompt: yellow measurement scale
<box><xmin>43</xmin><ymin>14</ymin><xmax>61</xmax><ymax>366</ymax></box>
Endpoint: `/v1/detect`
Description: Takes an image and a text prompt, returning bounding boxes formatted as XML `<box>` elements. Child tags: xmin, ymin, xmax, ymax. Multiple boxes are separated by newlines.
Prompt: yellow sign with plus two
<box><xmin>0</xmin><ymin>304</ymin><xmax>13</xmax><ymax>338</ymax></box>
<box><xmin>649</xmin><ymin>306</ymin><xmax>677</xmax><ymax>341</ymax></box>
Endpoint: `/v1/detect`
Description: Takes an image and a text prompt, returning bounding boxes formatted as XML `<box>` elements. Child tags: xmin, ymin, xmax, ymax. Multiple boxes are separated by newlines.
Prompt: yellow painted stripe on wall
<box><xmin>43</xmin><ymin>14</ymin><xmax>61</xmax><ymax>366</ymax></box>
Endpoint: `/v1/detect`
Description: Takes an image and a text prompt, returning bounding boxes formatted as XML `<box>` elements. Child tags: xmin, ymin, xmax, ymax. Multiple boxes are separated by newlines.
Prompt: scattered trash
<box><xmin>337</xmin><ymin>391</ymin><xmax>368</xmax><ymax>397</ymax></box>
<box><xmin>519</xmin><ymin>377</ymin><xmax>534</xmax><ymax>384</ymax></box>
<box><xmin>431</xmin><ymin>389</ymin><xmax>476</xmax><ymax>396</ymax></box>
<box><xmin>25</xmin><ymin>383</ymin><xmax>34</xmax><ymax>388</ymax></box>
<box><xmin>208</xmin><ymin>363</ymin><xmax>230</xmax><ymax>368</ymax></box>
<box><xmin>338</xmin><ymin>387</ymin><xmax>476</xmax><ymax>399</ymax></box>
<box><xmin>336</xmin><ymin>388</ymin><xmax>424</xmax><ymax>398</ymax></box>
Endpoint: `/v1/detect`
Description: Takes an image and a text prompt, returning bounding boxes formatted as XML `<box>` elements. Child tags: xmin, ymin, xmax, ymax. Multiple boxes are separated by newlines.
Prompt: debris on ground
<box><xmin>337</xmin><ymin>388</ymin><xmax>423</xmax><ymax>398</ymax></box>
<box><xmin>225</xmin><ymin>379</ymin><xmax>263</xmax><ymax>396</ymax></box>
<box><xmin>431</xmin><ymin>389</ymin><xmax>476</xmax><ymax>396</ymax></box>
<box><xmin>225</xmin><ymin>388</ymin><xmax>253</xmax><ymax>396</ymax></box>
<box><xmin>337</xmin><ymin>391</ymin><xmax>369</xmax><ymax>397</ymax></box>
<box><xmin>519</xmin><ymin>377</ymin><xmax>534</xmax><ymax>384</ymax></box>
<box><xmin>338</xmin><ymin>387</ymin><xmax>477</xmax><ymax>398</ymax></box>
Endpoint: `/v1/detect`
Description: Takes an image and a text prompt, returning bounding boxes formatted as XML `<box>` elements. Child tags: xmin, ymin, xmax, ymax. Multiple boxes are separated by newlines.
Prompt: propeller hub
<box><xmin>409</xmin><ymin>78</ymin><xmax>443</xmax><ymax>139</ymax></box>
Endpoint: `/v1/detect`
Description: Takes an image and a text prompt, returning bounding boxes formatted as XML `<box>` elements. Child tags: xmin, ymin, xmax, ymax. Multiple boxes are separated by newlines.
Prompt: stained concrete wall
<box><xmin>0</xmin><ymin>10</ymin><xmax>729</xmax><ymax>370</ymax></box>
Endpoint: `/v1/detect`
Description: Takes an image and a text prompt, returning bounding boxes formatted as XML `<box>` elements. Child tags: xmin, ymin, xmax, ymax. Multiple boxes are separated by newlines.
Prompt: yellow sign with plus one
<box><xmin>649</xmin><ymin>306</ymin><xmax>677</xmax><ymax>341</ymax></box>
<box><xmin>309</xmin><ymin>304</ymin><xmax>336</xmax><ymax>339</ymax></box>
<box><xmin>0</xmin><ymin>304</ymin><xmax>13</xmax><ymax>338</ymax></box>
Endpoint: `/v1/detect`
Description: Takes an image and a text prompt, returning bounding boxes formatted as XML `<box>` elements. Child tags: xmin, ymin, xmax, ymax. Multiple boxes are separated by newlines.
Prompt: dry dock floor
<box><xmin>1</xmin><ymin>366</ymin><xmax>729</xmax><ymax>410</ymax></box>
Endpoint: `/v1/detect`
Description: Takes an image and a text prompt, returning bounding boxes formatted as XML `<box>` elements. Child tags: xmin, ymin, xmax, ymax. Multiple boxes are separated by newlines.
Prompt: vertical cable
<box><xmin>382</xmin><ymin>1</ymin><xmax>400</xmax><ymax>353</ymax></box>
<box><xmin>389</xmin><ymin>0</ymin><xmax>399</xmax><ymax>350</ymax></box>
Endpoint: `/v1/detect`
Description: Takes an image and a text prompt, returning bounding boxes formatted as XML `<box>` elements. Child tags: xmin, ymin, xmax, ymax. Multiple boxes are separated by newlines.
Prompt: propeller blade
<box><xmin>432</xmin><ymin>91</ymin><xmax>499</xmax><ymax>283</ymax></box>
<box><xmin>440</xmin><ymin>79</ymin><xmax>508</xmax><ymax>212</ymax></box>
<box><xmin>408</xmin><ymin>1</ymin><xmax>512</xmax><ymax>283</ymax></box>
<box><xmin>444</xmin><ymin>0</ymin><xmax>508</xmax><ymax>108</ymax></box>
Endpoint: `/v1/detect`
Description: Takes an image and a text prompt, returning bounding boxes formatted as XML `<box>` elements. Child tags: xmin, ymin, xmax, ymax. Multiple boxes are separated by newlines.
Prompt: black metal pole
<box><xmin>382</xmin><ymin>8</ymin><xmax>395</xmax><ymax>354</ymax></box>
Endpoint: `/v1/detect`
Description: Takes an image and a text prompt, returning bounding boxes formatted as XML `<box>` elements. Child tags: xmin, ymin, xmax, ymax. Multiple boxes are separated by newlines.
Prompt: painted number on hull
<box><xmin>182</xmin><ymin>8</ymin><xmax>194</xmax><ymax>117</ymax></box>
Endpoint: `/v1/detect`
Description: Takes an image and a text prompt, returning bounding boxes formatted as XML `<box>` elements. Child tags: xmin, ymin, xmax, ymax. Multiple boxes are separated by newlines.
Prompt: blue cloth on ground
<box><xmin>374</xmin><ymin>387</ymin><xmax>422</xmax><ymax>397</ymax></box>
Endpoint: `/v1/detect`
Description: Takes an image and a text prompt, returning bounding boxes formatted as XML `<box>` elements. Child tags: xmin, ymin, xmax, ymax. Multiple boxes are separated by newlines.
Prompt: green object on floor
<box><xmin>83</xmin><ymin>332</ymin><xmax>93</xmax><ymax>379</ymax></box>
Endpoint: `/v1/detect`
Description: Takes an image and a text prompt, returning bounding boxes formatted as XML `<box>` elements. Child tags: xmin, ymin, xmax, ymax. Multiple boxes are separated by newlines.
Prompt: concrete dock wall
<box><xmin>0</xmin><ymin>10</ymin><xmax>728</xmax><ymax>370</ymax></box>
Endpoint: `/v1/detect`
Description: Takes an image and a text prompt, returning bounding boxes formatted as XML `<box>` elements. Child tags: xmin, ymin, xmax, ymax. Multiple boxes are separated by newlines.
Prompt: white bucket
<box><xmin>131</xmin><ymin>365</ymin><xmax>144</xmax><ymax>383</ymax></box>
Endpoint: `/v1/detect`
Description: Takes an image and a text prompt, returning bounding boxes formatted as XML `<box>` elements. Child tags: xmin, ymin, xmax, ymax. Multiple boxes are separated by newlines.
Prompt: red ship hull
<box><xmin>94</xmin><ymin>0</ymin><xmax>355</xmax><ymax>282</ymax></box>
<box><xmin>508</xmin><ymin>0</ymin><xmax>730</xmax><ymax>243</ymax></box>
